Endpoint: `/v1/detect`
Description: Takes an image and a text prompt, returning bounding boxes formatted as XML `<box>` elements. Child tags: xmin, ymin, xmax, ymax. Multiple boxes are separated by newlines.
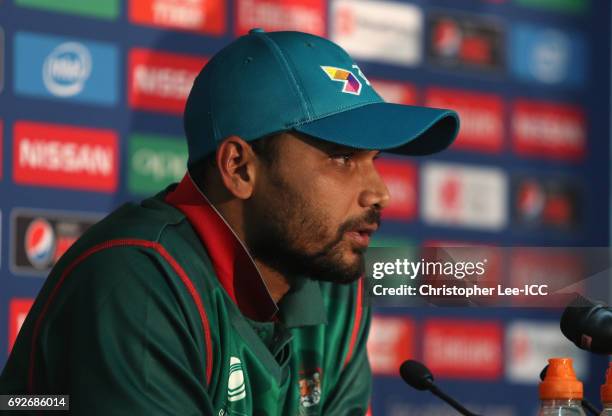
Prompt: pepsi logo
<box><xmin>516</xmin><ymin>179</ymin><xmax>545</xmax><ymax>221</ymax></box>
<box><xmin>427</xmin><ymin>12</ymin><xmax>504</xmax><ymax>71</ymax></box>
<box><xmin>24</xmin><ymin>218</ymin><xmax>56</xmax><ymax>270</ymax></box>
<box><xmin>433</xmin><ymin>18</ymin><xmax>462</xmax><ymax>57</ymax></box>
<box><xmin>12</xmin><ymin>209</ymin><xmax>102</xmax><ymax>276</ymax></box>
<box><xmin>43</xmin><ymin>42</ymin><xmax>92</xmax><ymax>97</ymax></box>
<box><xmin>512</xmin><ymin>176</ymin><xmax>581</xmax><ymax>230</ymax></box>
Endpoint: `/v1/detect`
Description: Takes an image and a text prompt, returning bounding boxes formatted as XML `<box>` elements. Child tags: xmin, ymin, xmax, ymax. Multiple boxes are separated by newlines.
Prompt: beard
<box><xmin>244</xmin><ymin>172</ymin><xmax>380</xmax><ymax>285</ymax></box>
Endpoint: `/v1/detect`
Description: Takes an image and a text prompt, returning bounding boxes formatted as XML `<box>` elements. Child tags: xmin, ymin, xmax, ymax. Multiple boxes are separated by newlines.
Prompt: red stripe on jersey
<box><xmin>28</xmin><ymin>239</ymin><xmax>213</xmax><ymax>392</ymax></box>
<box><xmin>344</xmin><ymin>278</ymin><xmax>364</xmax><ymax>367</ymax></box>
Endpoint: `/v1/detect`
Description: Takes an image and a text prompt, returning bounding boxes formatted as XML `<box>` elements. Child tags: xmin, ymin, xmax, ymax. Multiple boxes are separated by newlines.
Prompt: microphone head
<box><xmin>399</xmin><ymin>360</ymin><xmax>435</xmax><ymax>391</ymax></box>
<box><xmin>560</xmin><ymin>294</ymin><xmax>612</xmax><ymax>354</ymax></box>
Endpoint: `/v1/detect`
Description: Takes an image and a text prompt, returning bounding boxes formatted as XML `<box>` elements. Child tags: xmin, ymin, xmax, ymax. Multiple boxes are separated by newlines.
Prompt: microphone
<box><xmin>399</xmin><ymin>360</ymin><xmax>482</xmax><ymax>416</ymax></box>
<box><xmin>540</xmin><ymin>364</ymin><xmax>601</xmax><ymax>416</ymax></box>
<box><xmin>560</xmin><ymin>294</ymin><xmax>612</xmax><ymax>354</ymax></box>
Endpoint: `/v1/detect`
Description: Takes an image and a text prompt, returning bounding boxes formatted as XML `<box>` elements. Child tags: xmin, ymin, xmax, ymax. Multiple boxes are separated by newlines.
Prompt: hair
<box><xmin>188</xmin><ymin>132</ymin><xmax>284</xmax><ymax>184</ymax></box>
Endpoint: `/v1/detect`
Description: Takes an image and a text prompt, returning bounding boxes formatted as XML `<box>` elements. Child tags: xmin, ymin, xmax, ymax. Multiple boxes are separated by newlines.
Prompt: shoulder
<box><xmin>41</xmin><ymin>192</ymin><xmax>221</xmax><ymax>318</ymax></box>
<box><xmin>77</xmin><ymin>194</ymin><xmax>187</xmax><ymax>245</ymax></box>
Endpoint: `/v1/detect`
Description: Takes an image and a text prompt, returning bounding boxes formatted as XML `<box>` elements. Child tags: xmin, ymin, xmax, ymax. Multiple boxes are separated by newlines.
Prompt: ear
<box><xmin>215</xmin><ymin>136</ymin><xmax>257</xmax><ymax>199</ymax></box>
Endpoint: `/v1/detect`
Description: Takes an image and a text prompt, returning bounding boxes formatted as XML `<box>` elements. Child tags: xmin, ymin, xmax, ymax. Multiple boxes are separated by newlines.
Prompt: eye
<box><xmin>331</xmin><ymin>153</ymin><xmax>354</xmax><ymax>166</ymax></box>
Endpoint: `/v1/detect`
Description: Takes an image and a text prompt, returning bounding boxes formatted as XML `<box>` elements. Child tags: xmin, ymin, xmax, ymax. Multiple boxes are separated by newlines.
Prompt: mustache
<box><xmin>313</xmin><ymin>209</ymin><xmax>381</xmax><ymax>256</ymax></box>
<box><xmin>339</xmin><ymin>209</ymin><xmax>381</xmax><ymax>234</ymax></box>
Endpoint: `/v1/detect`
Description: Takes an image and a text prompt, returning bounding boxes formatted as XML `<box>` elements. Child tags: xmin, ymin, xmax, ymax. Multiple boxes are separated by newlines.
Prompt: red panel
<box><xmin>425</xmin><ymin>87</ymin><xmax>504</xmax><ymax>153</ymax></box>
<box><xmin>128</xmin><ymin>48</ymin><xmax>207</xmax><ymax>115</ymax></box>
<box><xmin>235</xmin><ymin>0</ymin><xmax>326</xmax><ymax>36</ymax></box>
<box><xmin>13</xmin><ymin>121</ymin><xmax>118</xmax><ymax>192</ymax></box>
<box><xmin>129</xmin><ymin>0</ymin><xmax>226</xmax><ymax>35</ymax></box>
<box><xmin>8</xmin><ymin>298</ymin><xmax>34</xmax><ymax>354</ymax></box>
<box><xmin>512</xmin><ymin>99</ymin><xmax>586</xmax><ymax>161</ymax></box>
<box><xmin>367</xmin><ymin>315</ymin><xmax>415</xmax><ymax>376</ymax></box>
<box><xmin>423</xmin><ymin>318</ymin><xmax>503</xmax><ymax>379</ymax></box>
<box><xmin>376</xmin><ymin>159</ymin><xmax>418</xmax><ymax>221</ymax></box>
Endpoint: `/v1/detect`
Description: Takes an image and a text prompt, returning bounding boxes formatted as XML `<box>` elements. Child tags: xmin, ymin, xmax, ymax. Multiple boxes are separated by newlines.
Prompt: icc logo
<box><xmin>25</xmin><ymin>218</ymin><xmax>56</xmax><ymax>270</ymax></box>
<box><xmin>227</xmin><ymin>356</ymin><xmax>246</xmax><ymax>402</ymax></box>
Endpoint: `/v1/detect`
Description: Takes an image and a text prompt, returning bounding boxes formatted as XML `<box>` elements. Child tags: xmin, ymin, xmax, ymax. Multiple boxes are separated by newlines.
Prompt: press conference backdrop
<box><xmin>0</xmin><ymin>0</ymin><xmax>610</xmax><ymax>414</ymax></box>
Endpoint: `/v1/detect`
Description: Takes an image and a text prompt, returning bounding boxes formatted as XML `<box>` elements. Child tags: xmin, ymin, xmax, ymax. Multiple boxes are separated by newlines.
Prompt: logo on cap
<box><xmin>321</xmin><ymin>66</ymin><xmax>362</xmax><ymax>95</ymax></box>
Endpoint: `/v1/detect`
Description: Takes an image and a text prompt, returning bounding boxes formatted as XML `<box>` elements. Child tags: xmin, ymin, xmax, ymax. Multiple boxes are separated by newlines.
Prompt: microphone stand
<box><xmin>428</xmin><ymin>384</ymin><xmax>483</xmax><ymax>416</ymax></box>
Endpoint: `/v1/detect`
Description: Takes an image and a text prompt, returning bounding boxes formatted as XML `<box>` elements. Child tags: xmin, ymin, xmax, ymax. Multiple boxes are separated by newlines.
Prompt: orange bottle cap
<box><xmin>600</xmin><ymin>361</ymin><xmax>612</xmax><ymax>403</ymax></box>
<box><xmin>539</xmin><ymin>358</ymin><xmax>583</xmax><ymax>400</ymax></box>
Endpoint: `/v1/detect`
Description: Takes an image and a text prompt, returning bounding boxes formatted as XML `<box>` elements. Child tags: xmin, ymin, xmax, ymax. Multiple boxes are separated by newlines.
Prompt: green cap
<box><xmin>184</xmin><ymin>28</ymin><xmax>460</xmax><ymax>166</ymax></box>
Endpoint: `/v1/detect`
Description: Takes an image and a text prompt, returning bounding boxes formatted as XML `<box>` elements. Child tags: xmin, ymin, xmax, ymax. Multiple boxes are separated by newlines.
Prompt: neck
<box><xmin>213</xmin><ymin>199</ymin><xmax>292</xmax><ymax>304</ymax></box>
<box><xmin>251</xmin><ymin>260</ymin><xmax>291</xmax><ymax>303</ymax></box>
<box><xmin>193</xmin><ymin>172</ymin><xmax>292</xmax><ymax>304</ymax></box>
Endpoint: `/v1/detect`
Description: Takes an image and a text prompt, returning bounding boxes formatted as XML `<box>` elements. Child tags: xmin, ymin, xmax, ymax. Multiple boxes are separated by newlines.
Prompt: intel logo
<box><xmin>530</xmin><ymin>30</ymin><xmax>569</xmax><ymax>84</ymax></box>
<box><xmin>43</xmin><ymin>42</ymin><xmax>92</xmax><ymax>97</ymax></box>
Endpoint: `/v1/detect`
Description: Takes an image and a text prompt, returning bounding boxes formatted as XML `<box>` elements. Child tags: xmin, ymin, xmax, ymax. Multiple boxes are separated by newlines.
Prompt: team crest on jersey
<box><xmin>298</xmin><ymin>368</ymin><xmax>322</xmax><ymax>413</ymax></box>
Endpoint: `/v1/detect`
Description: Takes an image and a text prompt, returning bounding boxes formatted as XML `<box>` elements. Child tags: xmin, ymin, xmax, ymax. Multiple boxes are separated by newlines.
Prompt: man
<box><xmin>0</xmin><ymin>29</ymin><xmax>458</xmax><ymax>415</ymax></box>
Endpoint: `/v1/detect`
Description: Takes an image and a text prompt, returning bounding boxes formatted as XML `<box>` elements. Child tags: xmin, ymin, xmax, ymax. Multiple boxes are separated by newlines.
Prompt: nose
<box><xmin>358</xmin><ymin>163</ymin><xmax>391</xmax><ymax>210</ymax></box>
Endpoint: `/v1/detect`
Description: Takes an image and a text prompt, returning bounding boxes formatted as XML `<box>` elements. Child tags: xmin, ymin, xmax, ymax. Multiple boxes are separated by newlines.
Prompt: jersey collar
<box><xmin>165</xmin><ymin>173</ymin><xmax>277</xmax><ymax>322</ymax></box>
<box><xmin>164</xmin><ymin>174</ymin><xmax>326</xmax><ymax>327</ymax></box>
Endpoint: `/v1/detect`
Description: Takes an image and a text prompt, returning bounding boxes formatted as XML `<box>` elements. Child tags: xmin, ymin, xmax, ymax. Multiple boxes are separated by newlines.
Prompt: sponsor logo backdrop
<box><xmin>0</xmin><ymin>0</ymin><xmax>609</xmax><ymax>414</ymax></box>
<box><xmin>14</xmin><ymin>32</ymin><xmax>119</xmax><ymax>106</ymax></box>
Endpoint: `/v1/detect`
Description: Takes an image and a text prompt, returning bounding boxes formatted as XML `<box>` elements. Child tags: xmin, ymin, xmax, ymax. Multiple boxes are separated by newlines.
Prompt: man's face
<box><xmin>244</xmin><ymin>132</ymin><xmax>390</xmax><ymax>284</ymax></box>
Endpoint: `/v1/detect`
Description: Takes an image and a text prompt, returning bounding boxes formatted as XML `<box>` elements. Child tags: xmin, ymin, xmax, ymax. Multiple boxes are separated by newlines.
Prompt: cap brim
<box><xmin>294</xmin><ymin>102</ymin><xmax>460</xmax><ymax>155</ymax></box>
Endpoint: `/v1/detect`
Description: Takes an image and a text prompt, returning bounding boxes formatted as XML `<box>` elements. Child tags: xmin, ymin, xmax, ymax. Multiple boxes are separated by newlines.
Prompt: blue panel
<box><xmin>509</xmin><ymin>23</ymin><xmax>588</xmax><ymax>88</ymax></box>
<box><xmin>14</xmin><ymin>31</ymin><xmax>118</xmax><ymax>106</ymax></box>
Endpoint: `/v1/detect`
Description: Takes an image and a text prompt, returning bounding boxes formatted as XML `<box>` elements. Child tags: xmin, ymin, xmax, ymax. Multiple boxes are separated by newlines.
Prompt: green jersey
<box><xmin>1</xmin><ymin>174</ymin><xmax>371</xmax><ymax>415</ymax></box>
